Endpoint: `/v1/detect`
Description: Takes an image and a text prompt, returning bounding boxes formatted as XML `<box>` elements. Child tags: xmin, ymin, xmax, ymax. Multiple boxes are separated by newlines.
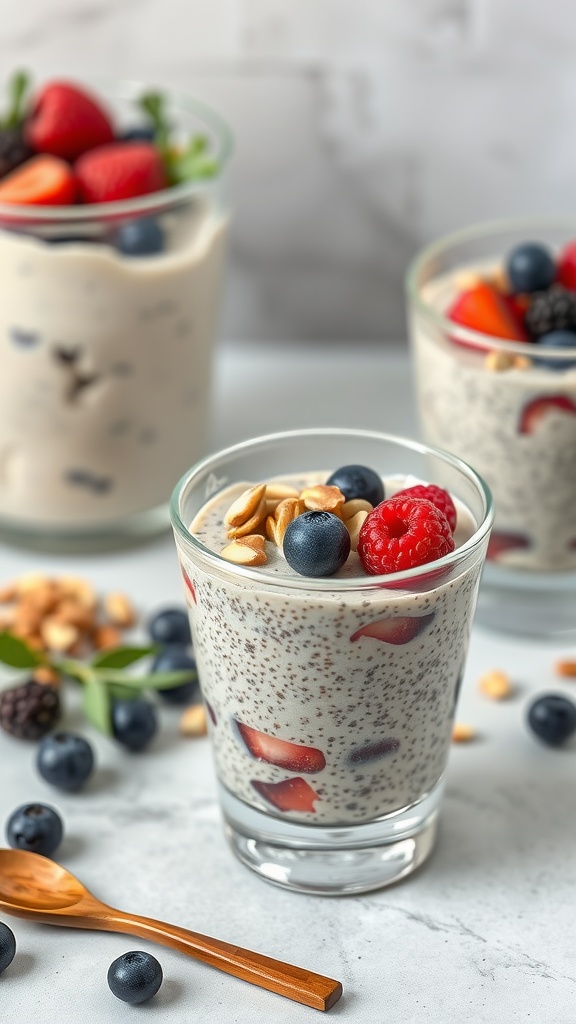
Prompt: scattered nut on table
<box><xmin>180</xmin><ymin>704</ymin><xmax>208</xmax><ymax>737</ymax></box>
<box><xmin>478</xmin><ymin>669</ymin><xmax>513</xmax><ymax>700</ymax></box>
<box><xmin>452</xmin><ymin>723</ymin><xmax>477</xmax><ymax>743</ymax></box>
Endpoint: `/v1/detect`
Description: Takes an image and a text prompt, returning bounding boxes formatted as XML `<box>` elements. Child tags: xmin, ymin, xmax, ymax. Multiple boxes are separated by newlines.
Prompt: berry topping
<box><xmin>283</xmin><ymin>510</ymin><xmax>350</xmax><ymax>577</ymax></box>
<box><xmin>535</xmin><ymin>329</ymin><xmax>576</xmax><ymax>370</ymax></box>
<box><xmin>357</xmin><ymin>496</ymin><xmax>455</xmax><ymax>575</ymax></box>
<box><xmin>326</xmin><ymin>464</ymin><xmax>384</xmax><ymax>506</ymax></box>
<box><xmin>151</xmin><ymin>647</ymin><xmax>198</xmax><ymax>705</ymax></box>
<box><xmin>107</xmin><ymin>951</ymin><xmax>163</xmax><ymax>1005</ymax></box>
<box><xmin>0</xmin><ymin>679</ymin><xmax>60</xmax><ymax>740</ymax></box>
<box><xmin>75</xmin><ymin>142</ymin><xmax>166</xmax><ymax>204</ymax></box>
<box><xmin>235</xmin><ymin>720</ymin><xmax>326</xmax><ymax>773</ymax></box>
<box><xmin>506</xmin><ymin>242</ymin><xmax>556</xmax><ymax>294</ymax></box>
<box><xmin>0</xmin><ymin>155</ymin><xmax>77</xmax><ymax>205</ymax></box>
<box><xmin>527</xmin><ymin>694</ymin><xmax>576</xmax><ymax>747</ymax></box>
<box><xmin>486</xmin><ymin>530</ymin><xmax>531</xmax><ymax>561</ymax></box>
<box><xmin>518</xmin><ymin>394</ymin><xmax>576</xmax><ymax>435</ymax></box>
<box><xmin>557</xmin><ymin>241</ymin><xmax>576</xmax><ymax>292</ymax></box>
<box><xmin>350</xmin><ymin>612</ymin><xmax>435</xmax><ymax>645</ymax></box>
<box><xmin>6</xmin><ymin>802</ymin><xmax>63</xmax><ymax>857</ymax></box>
<box><xmin>116</xmin><ymin>217</ymin><xmax>165</xmax><ymax>257</ymax></box>
<box><xmin>0</xmin><ymin>129</ymin><xmax>32</xmax><ymax>180</ymax></box>
<box><xmin>393</xmin><ymin>483</ymin><xmax>457</xmax><ymax>532</ymax></box>
<box><xmin>448</xmin><ymin>281</ymin><xmax>528</xmax><ymax>343</ymax></box>
<box><xmin>111</xmin><ymin>699</ymin><xmax>158</xmax><ymax>751</ymax></box>
<box><xmin>180</xmin><ymin>567</ymin><xmax>197</xmax><ymax>604</ymax></box>
<box><xmin>25</xmin><ymin>81</ymin><xmax>114</xmax><ymax>160</ymax></box>
<box><xmin>36</xmin><ymin>732</ymin><xmax>94</xmax><ymax>792</ymax></box>
<box><xmin>0</xmin><ymin>922</ymin><xmax>16</xmax><ymax>975</ymax></box>
<box><xmin>147</xmin><ymin>607</ymin><xmax>191</xmax><ymax>646</ymax></box>
<box><xmin>525</xmin><ymin>285</ymin><xmax>576</xmax><ymax>338</ymax></box>
<box><xmin>251</xmin><ymin>777</ymin><xmax>319</xmax><ymax>814</ymax></box>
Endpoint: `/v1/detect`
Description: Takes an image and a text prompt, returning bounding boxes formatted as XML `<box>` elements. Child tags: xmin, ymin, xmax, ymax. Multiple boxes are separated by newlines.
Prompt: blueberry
<box><xmin>120</xmin><ymin>126</ymin><xmax>156</xmax><ymax>142</ymax></box>
<box><xmin>116</xmin><ymin>218</ymin><xmax>164</xmax><ymax>257</ymax></box>
<box><xmin>527</xmin><ymin>694</ymin><xmax>576</xmax><ymax>746</ymax></box>
<box><xmin>6</xmin><ymin>803</ymin><xmax>63</xmax><ymax>857</ymax></box>
<box><xmin>283</xmin><ymin>511</ymin><xmax>351</xmax><ymax>577</ymax></box>
<box><xmin>506</xmin><ymin>242</ymin><xmax>556</xmax><ymax>294</ymax></box>
<box><xmin>326</xmin><ymin>465</ymin><xmax>384</xmax><ymax>506</ymax></box>
<box><xmin>112</xmin><ymin>699</ymin><xmax>158</xmax><ymax>751</ymax></box>
<box><xmin>148</xmin><ymin>607</ymin><xmax>191</xmax><ymax>646</ymax></box>
<box><xmin>152</xmin><ymin>646</ymin><xmax>199</xmax><ymax>705</ymax></box>
<box><xmin>0</xmin><ymin>922</ymin><xmax>16</xmax><ymax>975</ymax></box>
<box><xmin>107</xmin><ymin>950</ymin><xmax>163</xmax><ymax>1004</ymax></box>
<box><xmin>36</xmin><ymin>732</ymin><xmax>94</xmax><ymax>792</ymax></box>
<box><xmin>536</xmin><ymin>329</ymin><xmax>576</xmax><ymax>370</ymax></box>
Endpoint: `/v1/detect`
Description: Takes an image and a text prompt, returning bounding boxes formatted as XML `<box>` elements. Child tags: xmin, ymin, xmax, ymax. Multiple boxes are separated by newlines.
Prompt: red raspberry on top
<box><xmin>394</xmin><ymin>483</ymin><xmax>457</xmax><ymax>533</ymax></box>
<box><xmin>357</xmin><ymin>496</ymin><xmax>455</xmax><ymax>575</ymax></box>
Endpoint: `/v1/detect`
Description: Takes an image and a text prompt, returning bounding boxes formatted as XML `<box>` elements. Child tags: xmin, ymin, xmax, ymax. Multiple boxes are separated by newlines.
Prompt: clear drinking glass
<box><xmin>407</xmin><ymin>219</ymin><xmax>576</xmax><ymax>636</ymax></box>
<box><xmin>0</xmin><ymin>79</ymin><xmax>232</xmax><ymax>552</ymax></box>
<box><xmin>170</xmin><ymin>428</ymin><xmax>493</xmax><ymax>895</ymax></box>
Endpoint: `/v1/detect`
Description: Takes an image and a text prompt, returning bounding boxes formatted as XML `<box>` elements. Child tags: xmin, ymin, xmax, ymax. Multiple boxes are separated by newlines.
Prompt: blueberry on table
<box><xmin>506</xmin><ymin>242</ymin><xmax>556</xmax><ymax>294</ymax></box>
<box><xmin>527</xmin><ymin>694</ymin><xmax>576</xmax><ymax>746</ymax></box>
<box><xmin>151</xmin><ymin>646</ymin><xmax>199</xmax><ymax>705</ymax></box>
<box><xmin>283</xmin><ymin>511</ymin><xmax>351</xmax><ymax>577</ymax></box>
<box><xmin>147</xmin><ymin>607</ymin><xmax>192</xmax><ymax>646</ymax></box>
<box><xmin>326</xmin><ymin>465</ymin><xmax>384</xmax><ymax>506</ymax></box>
<box><xmin>107</xmin><ymin>950</ymin><xmax>163</xmax><ymax>1004</ymax></box>
<box><xmin>536</xmin><ymin>329</ymin><xmax>576</xmax><ymax>370</ymax></box>
<box><xmin>116</xmin><ymin>217</ymin><xmax>164</xmax><ymax>256</ymax></box>
<box><xmin>6</xmin><ymin>803</ymin><xmax>63</xmax><ymax>858</ymax></box>
<box><xmin>0</xmin><ymin>922</ymin><xmax>16</xmax><ymax>975</ymax></box>
<box><xmin>112</xmin><ymin>699</ymin><xmax>158</xmax><ymax>751</ymax></box>
<box><xmin>36</xmin><ymin>732</ymin><xmax>94</xmax><ymax>792</ymax></box>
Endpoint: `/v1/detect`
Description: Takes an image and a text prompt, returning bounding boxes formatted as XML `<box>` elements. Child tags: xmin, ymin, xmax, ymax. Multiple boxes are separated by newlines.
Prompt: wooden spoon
<box><xmin>0</xmin><ymin>849</ymin><xmax>342</xmax><ymax>1011</ymax></box>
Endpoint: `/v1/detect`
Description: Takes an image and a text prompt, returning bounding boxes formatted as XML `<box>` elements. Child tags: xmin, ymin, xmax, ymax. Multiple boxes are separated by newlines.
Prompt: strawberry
<box><xmin>0</xmin><ymin>155</ymin><xmax>77</xmax><ymax>205</ymax></box>
<box><xmin>180</xmin><ymin>566</ymin><xmax>197</xmax><ymax>605</ymax></box>
<box><xmin>486</xmin><ymin>531</ymin><xmax>530</xmax><ymax>562</ymax></box>
<box><xmin>557</xmin><ymin>241</ymin><xmax>576</xmax><ymax>292</ymax></box>
<box><xmin>75</xmin><ymin>142</ymin><xmax>166</xmax><ymax>204</ymax></box>
<box><xmin>350</xmin><ymin>612</ymin><xmax>435</xmax><ymax>645</ymax></box>
<box><xmin>448</xmin><ymin>281</ymin><xmax>528</xmax><ymax>347</ymax></box>
<box><xmin>518</xmin><ymin>395</ymin><xmax>576</xmax><ymax>435</ymax></box>
<box><xmin>251</xmin><ymin>777</ymin><xmax>319</xmax><ymax>814</ymax></box>
<box><xmin>236</xmin><ymin>720</ymin><xmax>326</xmax><ymax>773</ymax></box>
<box><xmin>25</xmin><ymin>81</ymin><xmax>114</xmax><ymax>161</ymax></box>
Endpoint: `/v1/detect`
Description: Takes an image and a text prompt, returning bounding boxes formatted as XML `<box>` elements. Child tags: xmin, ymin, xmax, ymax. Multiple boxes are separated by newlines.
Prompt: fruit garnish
<box><xmin>506</xmin><ymin>242</ymin><xmax>556</xmax><ymax>294</ymax></box>
<box><xmin>486</xmin><ymin>531</ymin><xmax>530</xmax><ymax>561</ymax></box>
<box><xmin>36</xmin><ymin>732</ymin><xmax>94</xmax><ymax>791</ymax></box>
<box><xmin>557</xmin><ymin>241</ymin><xmax>576</xmax><ymax>292</ymax></box>
<box><xmin>25</xmin><ymin>80</ymin><xmax>114</xmax><ymax>160</ymax></box>
<box><xmin>6</xmin><ymin>802</ymin><xmax>63</xmax><ymax>857</ymax></box>
<box><xmin>536</xmin><ymin>330</ymin><xmax>576</xmax><ymax>370</ymax></box>
<box><xmin>235</xmin><ymin>720</ymin><xmax>326</xmax><ymax>773</ymax></box>
<box><xmin>0</xmin><ymin>154</ymin><xmax>77</xmax><ymax>205</ymax></box>
<box><xmin>518</xmin><ymin>394</ymin><xmax>576</xmax><ymax>435</ymax></box>
<box><xmin>138</xmin><ymin>90</ymin><xmax>219</xmax><ymax>184</ymax></box>
<box><xmin>0</xmin><ymin>70</ymin><xmax>32</xmax><ymax>180</ymax></box>
<box><xmin>283</xmin><ymin>510</ymin><xmax>350</xmax><ymax>577</ymax></box>
<box><xmin>393</xmin><ymin>483</ymin><xmax>457</xmax><ymax>532</ymax></box>
<box><xmin>108</xmin><ymin>951</ymin><xmax>163</xmax><ymax>1005</ymax></box>
<box><xmin>75</xmin><ymin>141</ymin><xmax>166</xmax><ymax>203</ymax></box>
<box><xmin>251</xmin><ymin>777</ymin><xmax>319</xmax><ymax>813</ymax></box>
<box><xmin>326</xmin><ymin>464</ymin><xmax>384</xmax><ymax>506</ymax></box>
<box><xmin>357</xmin><ymin>496</ymin><xmax>454</xmax><ymax>575</ymax></box>
<box><xmin>527</xmin><ymin>694</ymin><xmax>576</xmax><ymax>746</ymax></box>
<box><xmin>0</xmin><ymin>678</ymin><xmax>60</xmax><ymax>739</ymax></box>
<box><xmin>0</xmin><ymin>922</ymin><xmax>16</xmax><ymax>976</ymax></box>
<box><xmin>448</xmin><ymin>281</ymin><xmax>528</xmax><ymax>344</ymax></box>
<box><xmin>116</xmin><ymin>217</ymin><xmax>164</xmax><ymax>256</ymax></box>
<box><xmin>525</xmin><ymin>285</ymin><xmax>576</xmax><ymax>339</ymax></box>
<box><xmin>350</xmin><ymin>612</ymin><xmax>435</xmax><ymax>645</ymax></box>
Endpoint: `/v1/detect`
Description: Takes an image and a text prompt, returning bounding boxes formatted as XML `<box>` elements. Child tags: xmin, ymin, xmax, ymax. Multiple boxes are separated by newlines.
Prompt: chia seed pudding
<box><xmin>182</xmin><ymin>472</ymin><xmax>481</xmax><ymax>828</ymax></box>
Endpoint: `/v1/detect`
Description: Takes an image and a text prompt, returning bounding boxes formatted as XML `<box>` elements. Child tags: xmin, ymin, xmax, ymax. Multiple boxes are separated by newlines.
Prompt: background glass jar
<box><xmin>0</xmin><ymin>80</ymin><xmax>232</xmax><ymax>552</ymax></box>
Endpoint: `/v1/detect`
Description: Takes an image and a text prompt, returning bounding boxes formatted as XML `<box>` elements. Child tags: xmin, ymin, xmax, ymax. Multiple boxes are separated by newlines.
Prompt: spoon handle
<box><xmin>105</xmin><ymin>908</ymin><xmax>342</xmax><ymax>1011</ymax></box>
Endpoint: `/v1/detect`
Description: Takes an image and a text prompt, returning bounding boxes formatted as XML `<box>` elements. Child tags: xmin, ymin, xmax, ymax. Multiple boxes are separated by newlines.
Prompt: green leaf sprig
<box><xmin>1</xmin><ymin>70</ymin><xmax>31</xmax><ymax>131</ymax></box>
<box><xmin>137</xmin><ymin>90</ymin><xmax>219</xmax><ymax>185</ymax></box>
<box><xmin>0</xmin><ymin>632</ymin><xmax>197</xmax><ymax>737</ymax></box>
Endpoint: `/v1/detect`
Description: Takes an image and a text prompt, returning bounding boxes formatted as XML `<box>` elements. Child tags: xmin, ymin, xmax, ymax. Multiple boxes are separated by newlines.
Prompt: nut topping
<box><xmin>300</xmin><ymin>484</ymin><xmax>345</xmax><ymax>514</ymax></box>
<box><xmin>224</xmin><ymin>484</ymin><xmax>267</xmax><ymax>528</ymax></box>
<box><xmin>221</xmin><ymin>539</ymin><xmax>268</xmax><ymax>566</ymax></box>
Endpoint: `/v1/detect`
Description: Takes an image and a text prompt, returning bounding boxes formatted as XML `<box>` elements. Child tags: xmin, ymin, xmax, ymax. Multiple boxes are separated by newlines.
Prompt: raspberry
<box><xmin>394</xmin><ymin>483</ymin><xmax>457</xmax><ymax>533</ymax></box>
<box><xmin>357</xmin><ymin>496</ymin><xmax>455</xmax><ymax>576</ymax></box>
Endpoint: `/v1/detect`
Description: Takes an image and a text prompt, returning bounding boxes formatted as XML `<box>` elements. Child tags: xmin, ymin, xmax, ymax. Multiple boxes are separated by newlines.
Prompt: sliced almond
<box><xmin>266</xmin><ymin>516</ymin><xmax>278</xmax><ymax>544</ymax></box>
<box><xmin>17</xmin><ymin>573</ymin><xmax>50</xmax><ymax>595</ymax></box>
<box><xmin>237</xmin><ymin>534</ymin><xmax>266</xmax><ymax>552</ymax></box>
<box><xmin>224</xmin><ymin>484</ymin><xmax>267</xmax><ymax>528</ymax></box>
<box><xmin>341</xmin><ymin>498</ymin><xmax>373</xmax><ymax>521</ymax></box>
<box><xmin>104</xmin><ymin>591</ymin><xmax>136</xmax><ymax>628</ymax></box>
<box><xmin>54</xmin><ymin>599</ymin><xmax>95</xmax><ymax>631</ymax></box>
<box><xmin>346</xmin><ymin>509</ymin><xmax>369</xmax><ymax>552</ymax></box>
<box><xmin>512</xmin><ymin>355</ymin><xmax>532</xmax><ymax>370</ymax></box>
<box><xmin>93</xmin><ymin>624</ymin><xmax>123</xmax><ymax>651</ymax></box>
<box><xmin>265</xmin><ymin>483</ymin><xmax>300</xmax><ymax>501</ymax></box>
<box><xmin>221</xmin><ymin>540</ymin><xmax>268</xmax><ymax>566</ymax></box>
<box><xmin>0</xmin><ymin>581</ymin><xmax>17</xmax><ymax>603</ymax></box>
<box><xmin>478</xmin><ymin>669</ymin><xmax>512</xmax><ymax>700</ymax></box>
<box><xmin>485</xmin><ymin>350</ymin><xmax>515</xmax><ymax>372</ymax></box>
<box><xmin>41</xmin><ymin>618</ymin><xmax>79</xmax><ymax>652</ymax></box>
<box><xmin>274</xmin><ymin>498</ymin><xmax>305</xmax><ymax>547</ymax></box>
<box><xmin>452</xmin><ymin>722</ymin><xmax>476</xmax><ymax>743</ymax></box>
<box><xmin>454</xmin><ymin>269</ymin><xmax>484</xmax><ymax>291</ymax></box>
<box><xmin>226</xmin><ymin>498</ymin><xmax>268</xmax><ymax>538</ymax></box>
<box><xmin>180</xmin><ymin>704</ymin><xmax>208</xmax><ymax>737</ymax></box>
<box><xmin>300</xmin><ymin>484</ymin><xmax>345</xmax><ymax>514</ymax></box>
<box><xmin>59</xmin><ymin>576</ymin><xmax>97</xmax><ymax>609</ymax></box>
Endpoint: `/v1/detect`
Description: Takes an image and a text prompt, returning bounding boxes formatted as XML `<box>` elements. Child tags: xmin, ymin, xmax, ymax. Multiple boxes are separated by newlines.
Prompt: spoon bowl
<box><xmin>0</xmin><ymin>849</ymin><xmax>86</xmax><ymax>911</ymax></box>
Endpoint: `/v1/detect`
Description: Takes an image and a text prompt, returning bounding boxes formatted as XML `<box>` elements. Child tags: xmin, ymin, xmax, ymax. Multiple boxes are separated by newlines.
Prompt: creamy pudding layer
<box><xmin>185</xmin><ymin>473</ymin><xmax>480</xmax><ymax>827</ymax></box>
<box><xmin>0</xmin><ymin>210</ymin><xmax>227</xmax><ymax>525</ymax></box>
<box><xmin>413</xmin><ymin>269</ymin><xmax>576</xmax><ymax>571</ymax></box>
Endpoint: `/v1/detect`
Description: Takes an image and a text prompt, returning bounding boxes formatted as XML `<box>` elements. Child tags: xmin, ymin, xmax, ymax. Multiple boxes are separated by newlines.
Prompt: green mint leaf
<box><xmin>83</xmin><ymin>677</ymin><xmax>113</xmax><ymax>735</ymax></box>
<box><xmin>0</xmin><ymin>632</ymin><xmax>44</xmax><ymax>669</ymax></box>
<box><xmin>138</xmin><ymin>90</ymin><xmax>171</xmax><ymax>152</ymax></box>
<box><xmin>91</xmin><ymin>645</ymin><xmax>158</xmax><ymax>670</ymax></box>
<box><xmin>4</xmin><ymin>70</ymin><xmax>30</xmax><ymax>130</ymax></box>
<box><xmin>167</xmin><ymin>135</ymin><xmax>219</xmax><ymax>185</ymax></box>
<box><xmin>96</xmin><ymin>668</ymin><xmax>197</xmax><ymax>691</ymax></box>
<box><xmin>108</xmin><ymin>682</ymin><xmax>139</xmax><ymax>701</ymax></box>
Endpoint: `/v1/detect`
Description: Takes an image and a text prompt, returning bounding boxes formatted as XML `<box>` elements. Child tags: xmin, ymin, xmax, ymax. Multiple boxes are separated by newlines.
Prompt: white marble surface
<box><xmin>1</xmin><ymin>343</ymin><xmax>576</xmax><ymax>1022</ymax></box>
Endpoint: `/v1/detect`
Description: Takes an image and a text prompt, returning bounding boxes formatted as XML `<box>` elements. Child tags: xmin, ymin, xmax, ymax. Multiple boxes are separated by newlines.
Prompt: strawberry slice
<box><xmin>75</xmin><ymin>142</ymin><xmax>166</xmax><ymax>204</ymax></box>
<box><xmin>350</xmin><ymin>612</ymin><xmax>434</xmax><ymax>645</ymax></box>
<box><xmin>348</xmin><ymin>738</ymin><xmax>400</xmax><ymax>765</ymax></box>
<box><xmin>519</xmin><ymin>395</ymin><xmax>576</xmax><ymax>435</ymax></box>
<box><xmin>236</xmin><ymin>720</ymin><xmax>326</xmax><ymax>773</ymax></box>
<box><xmin>205</xmin><ymin>700</ymin><xmax>217</xmax><ymax>726</ymax></box>
<box><xmin>486</xmin><ymin>531</ymin><xmax>531</xmax><ymax>561</ymax></box>
<box><xmin>252</xmin><ymin>777</ymin><xmax>319</xmax><ymax>813</ymax></box>
<box><xmin>448</xmin><ymin>281</ymin><xmax>528</xmax><ymax>348</ymax></box>
<box><xmin>180</xmin><ymin>566</ymin><xmax>197</xmax><ymax>604</ymax></box>
<box><xmin>557</xmin><ymin>241</ymin><xmax>576</xmax><ymax>292</ymax></box>
<box><xmin>26</xmin><ymin>81</ymin><xmax>115</xmax><ymax>161</ymax></box>
<box><xmin>0</xmin><ymin>155</ymin><xmax>77</xmax><ymax>205</ymax></box>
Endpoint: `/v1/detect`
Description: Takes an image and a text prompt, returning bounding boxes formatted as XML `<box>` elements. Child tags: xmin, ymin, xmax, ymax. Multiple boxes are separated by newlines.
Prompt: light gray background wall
<box><xmin>2</xmin><ymin>0</ymin><xmax>575</xmax><ymax>340</ymax></box>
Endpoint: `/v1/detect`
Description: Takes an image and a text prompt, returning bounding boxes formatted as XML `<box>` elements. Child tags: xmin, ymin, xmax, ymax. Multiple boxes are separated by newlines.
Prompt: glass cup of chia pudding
<box><xmin>170</xmin><ymin>428</ymin><xmax>493</xmax><ymax>895</ymax></box>
<box><xmin>407</xmin><ymin>220</ymin><xmax>576</xmax><ymax>636</ymax></box>
<box><xmin>0</xmin><ymin>77</ymin><xmax>232</xmax><ymax>551</ymax></box>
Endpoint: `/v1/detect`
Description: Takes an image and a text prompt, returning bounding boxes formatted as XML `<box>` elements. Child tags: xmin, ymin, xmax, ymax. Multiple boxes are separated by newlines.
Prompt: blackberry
<box><xmin>526</xmin><ymin>286</ymin><xmax>576</xmax><ymax>339</ymax></box>
<box><xmin>0</xmin><ymin>680</ymin><xmax>60</xmax><ymax>741</ymax></box>
<box><xmin>0</xmin><ymin>128</ymin><xmax>32</xmax><ymax>179</ymax></box>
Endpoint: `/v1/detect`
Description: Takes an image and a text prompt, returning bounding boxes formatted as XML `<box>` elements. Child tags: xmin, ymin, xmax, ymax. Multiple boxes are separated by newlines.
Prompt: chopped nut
<box><xmin>54</xmin><ymin>599</ymin><xmax>95</xmax><ymax>631</ymax></box>
<box><xmin>17</xmin><ymin>573</ymin><xmax>50</xmax><ymax>595</ymax></box>
<box><xmin>237</xmin><ymin>534</ymin><xmax>266</xmax><ymax>552</ymax></box>
<box><xmin>59</xmin><ymin>576</ymin><xmax>97</xmax><ymax>609</ymax></box>
<box><xmin>346</xmin><ymin>510</ymin><xmax>369</xmax><ymax>552</ymax></box>
<box><xmin>300</xmin><ymin>484</ymin><xmax>345</xmax><ymax>514</ymax></box>
<box><xmin>487</xmin><ymin>266</ymin><xmax>509</xmax><ymax>293</ymax></box>
<box><xmin>485</xmin><ymin>350</ymin><xmax>515</xmax><ymax>372</ymax></box>
<box><xmin>41</xmin><ymin>619</ymin><xmax>79</xmax><ymax>652</ymax></box>
<box><xmin>0</xmin><ymin>582</ymin><xmax>17</xmax><ymax>603</ymax></box>
<box><xmin>454</xmin><ymin>270</ymin><xmax>483</xmax><ymax>291</ymax></box>
<box><xmin>513</xmin><ymin>355</ymin><xmax>533</xmax><ymax>370</ymax></box>
<box><xmin>265</xmin><ymin>516</ymin><xmax>278</xmax><ymax>545</ymax></box>
<box><xmin>104</xmin><ymin>591</ymin><xmax>136</xmax><ymax>628</ymax></box>
<box><xmin>23</xmin><ymin>582</ymin><xmax>61</xmax><ymax>615</ymax></box>
<box><xmin>452</xmin><ymin>723</ymin><xmax>476</xmax><ymax>743</ymax></box>
<box><xmin>33</xmin><ymin>665</ymin><xmax>61</xmax><ymax>687</ymax></box>
<box><xmin>274</xmin><ymin>498</ymin><xmax>306</xmax><ymax>547</ymax></box>
<box><xmin>224</xmin><ymin>484</ymin><xmax>267</xmax><ymax>528</ymax></box>
<box><xmin>226</xmin><ymin>498</ymin><xmax>268</xmax><ymax>538</ymax></box>
<box><xmin>93</xmin><ymin>625</ymin><xmax>123</xmax><ymax>650</ymax></box>
<box><xmin>0</xmin><ymin>607</ymin><xmax>16</xmax><ymax>630</ymax></box>
<box><xmin>478</xmin><ymin>669</ymin><xmax>512</xmax><ymax>700</ymax></box>
<box><xmin>341</xmin><ymin>498</ymin><xmax>373</xmax><ymax>521</ymax></box>
<box><xmin>555</xmin><ymin>659</ymin><xmax>576</xmax><ymax>678</ymax></box>
<box><xmin>180</xmin><ymin>704</ymin><xmax>208</xmax><ymax>737</ymax></box>
<box><xmin>221</xmin><ymin>540</ymin><xmax>268</xmax><ymax>566</ymax></box>
<box><xmin>265</xmin><ymin>483</ymin><xmax>300</xmax><ymax>502</ymax></box>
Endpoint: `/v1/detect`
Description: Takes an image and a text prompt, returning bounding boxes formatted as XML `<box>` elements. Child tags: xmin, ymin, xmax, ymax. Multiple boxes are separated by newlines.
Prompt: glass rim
<box><xmin>405</xmin><ymin>216</ymin><xmax>576</xmax><ymax>359</ymax></box>
<box><xmin>170</xmin><ymin>427</ymin><xmax>494</xmax><ymax>593</ymax></box>
<box><xmin>0</xmin><ymin>77</ymin><xmax>234</xmax><ymax>223</ymax></box>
